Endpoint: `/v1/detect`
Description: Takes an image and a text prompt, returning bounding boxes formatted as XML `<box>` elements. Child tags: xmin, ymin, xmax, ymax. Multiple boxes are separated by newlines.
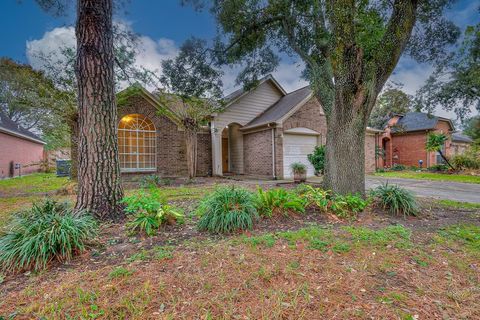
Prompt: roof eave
<box><xmin>0</xmin><ymin>126</ymin><xmax>46</xmax><ymax>145</ymax></box>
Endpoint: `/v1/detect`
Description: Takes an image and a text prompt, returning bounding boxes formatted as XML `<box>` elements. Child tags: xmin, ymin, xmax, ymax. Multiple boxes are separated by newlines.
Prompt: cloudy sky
<box><xmin>0</xmin><ymin>0</ymin><xmax>479</xmax><ymax>120</ymax></box>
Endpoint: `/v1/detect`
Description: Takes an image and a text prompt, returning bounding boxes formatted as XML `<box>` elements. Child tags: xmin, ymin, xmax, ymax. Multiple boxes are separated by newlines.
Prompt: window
<box><xmin>118</xmin><ymin>114</ymin><xmax>156</xmax><ymax>172</ymax></box>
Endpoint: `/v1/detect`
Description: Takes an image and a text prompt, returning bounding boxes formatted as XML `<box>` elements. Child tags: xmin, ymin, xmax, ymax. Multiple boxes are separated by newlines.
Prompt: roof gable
<box><xmin>392</xmin><ymin>112</ymin><xmax>454</xmax><ymax>133</ymax></box>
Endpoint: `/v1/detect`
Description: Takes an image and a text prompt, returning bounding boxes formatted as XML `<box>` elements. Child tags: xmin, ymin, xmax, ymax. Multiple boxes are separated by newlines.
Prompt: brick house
<box><xmin>379</xmin><ymin>112</ymin><xmax>456</xmax><ymax>168</ymax></box>
<box><xmin>118</xmin><ymin>75</ymin><xmax>380</xmax><ymax>179</ymax></box>
<box><xmin>0</xmin><ymin>111</ymin><xmax>46</xmax><ymax>179</ymax></box>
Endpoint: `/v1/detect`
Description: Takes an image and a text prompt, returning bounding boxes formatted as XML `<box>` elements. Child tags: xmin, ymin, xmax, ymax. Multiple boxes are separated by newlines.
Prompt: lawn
<box><xmin>0</xmin><ymin>173</ymin><xmax>69</xmax><ymax>196</ymax></box>
<box><xmin>0</xmin><ymin>176</ymin><xmax>479</xmax><ymax>319</ymax></box>
<box><xmin>373</xmin><ymin>171</ymin><xmax>480</xmax><ymax>184</ymax></box>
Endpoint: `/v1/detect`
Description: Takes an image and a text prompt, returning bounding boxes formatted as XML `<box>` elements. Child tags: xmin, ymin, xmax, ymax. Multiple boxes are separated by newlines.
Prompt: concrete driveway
<box><xmin>366</xmin><ymin>175</ymin><xmax>480</xmax><ymax>203</ymax></box>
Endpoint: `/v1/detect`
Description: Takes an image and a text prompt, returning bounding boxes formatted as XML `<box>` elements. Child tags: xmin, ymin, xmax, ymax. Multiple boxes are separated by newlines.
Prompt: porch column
<box><xmin>211</xmin><ymin>123</ymin><xmax>223</xmax><ymax>176</ymax></box>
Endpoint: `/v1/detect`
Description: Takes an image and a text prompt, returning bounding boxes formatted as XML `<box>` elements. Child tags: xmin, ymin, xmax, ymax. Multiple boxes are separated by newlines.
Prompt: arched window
<box><xmin>118</xmin><ymin>114</ymin><xmax>156</xmax><ymax>172</ymax></box>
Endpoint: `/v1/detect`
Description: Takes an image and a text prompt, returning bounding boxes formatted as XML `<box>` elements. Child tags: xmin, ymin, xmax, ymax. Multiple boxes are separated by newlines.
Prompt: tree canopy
<box><xmin>369</xmin><ymin>84</ymin><xmax>413</xmax><ymax>129</ymax></box>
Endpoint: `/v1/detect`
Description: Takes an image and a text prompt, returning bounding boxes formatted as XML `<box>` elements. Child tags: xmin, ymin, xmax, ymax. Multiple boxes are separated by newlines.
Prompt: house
<box><xmin>0</xmin><ymin>111</ymin><xmax>46</xmax><ymax>178</ymax></box>
<box><xmin>379</xmin><ymin>112</ymin><xmax>456</xmax><ymax>168</ymax></box>
<box><xmin>117</xmin><ymin>76</ymin><xmax>380</xmax><ymax>179</ymax></box>
<box><xmin>451</xmin><ymin>132</ymin><xmax>474</xmax><ymax>156</ymax></box>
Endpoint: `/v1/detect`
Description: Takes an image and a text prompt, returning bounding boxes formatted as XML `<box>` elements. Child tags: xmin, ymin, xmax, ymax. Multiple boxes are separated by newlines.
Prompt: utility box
<box><xmin>56</xmin><ymin>159</ymin><xmax>71</xmax><ymax>177</ymax></box>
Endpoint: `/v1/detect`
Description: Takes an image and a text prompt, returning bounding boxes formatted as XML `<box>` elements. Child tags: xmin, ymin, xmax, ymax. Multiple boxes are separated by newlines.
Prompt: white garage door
<box><xmin>283</xmin><ymin>133</ymin><xmax>318</xmax><ymax>179</ymax></box>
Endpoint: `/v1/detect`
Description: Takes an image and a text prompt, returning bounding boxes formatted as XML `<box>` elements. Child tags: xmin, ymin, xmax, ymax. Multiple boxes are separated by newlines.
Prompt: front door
<box><xmin>222</xmin><ymin>137</ymin><xmax>229</xmax><ymax>173</ymax></box>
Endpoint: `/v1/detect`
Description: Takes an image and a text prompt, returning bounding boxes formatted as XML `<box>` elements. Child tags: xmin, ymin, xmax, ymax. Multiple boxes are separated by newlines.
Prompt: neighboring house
<box><xmin>451</xmin><ymin>132</ymin><xmax>474</xmax><ymax>155</ymax></box>
<box><xmin>118</xmin><ymin>75</ymin><xmax>380</xmax><ymax>179</ymax></box>
<box><xmin>379</xmin><ymin>112</ymin><xmax>455</xmax><ymax>168</ymax></box>
<box><xmin>0</xmin><ymin>111</ymin><xmax>46</xmax><ymax>178</ymax></box>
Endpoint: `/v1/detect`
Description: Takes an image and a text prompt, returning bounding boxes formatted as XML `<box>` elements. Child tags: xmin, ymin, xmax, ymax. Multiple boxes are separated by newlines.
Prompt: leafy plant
<box><xmin>451</xmin><ymin>154</ymin><xmax>480</xmax><ymax>170</ymax></box>
<box><xmin>307</xmin><ymin>145</ymin><xmax>326</xmax><ymax>175</ymax></box>
<box><xmin>0</xmin><ymin>200</ymin><xmax>97</xmax><ymax>272</ymax></box>
<box><xmin>390</xmin><ymin>164</ymin><xmax>406</xmax><ymax>171</ymax></box>
<box><xmin>425</xmin><ymin>133</ymin><xmax>455</xmax><ymax>170</ymax></box>
<box><xmin>139</xmin><ymin>175</ymin><xmax>173</xmax><ymax>188</ymax></box>
<box><xmin>427</xmin><ymin>164</ymin><xmax>449</xmax><ymax>172</ymax></box>
<box><xmin>290</xmin><ymin>162</ymin><xmax>307</xmax><ymax>174</ymax></box>
<box><xmin>122</xmin><ymin>189</ymin><xmax>184</xmax><ymax>236</ymax></box>
<box><xmin>369</xmin><ymin>183</ymin><xmax>418</xmax><ymax>217</ymax></box>
<box><xmin>256</xmin><ymin>187</ymin><xmax>306</xmax><ymax>217</ymax></box>
<box><xmin>196</xmin><ymin>186</ymin><xmax>258</xmax><ymax>234</ymax></box>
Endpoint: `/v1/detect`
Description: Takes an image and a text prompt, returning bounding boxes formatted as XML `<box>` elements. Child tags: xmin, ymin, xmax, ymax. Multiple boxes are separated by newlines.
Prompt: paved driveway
<box><xmin>366</xmin><ymin>176</ymin><xmax>480</xmax><ymax>203</ymax></box>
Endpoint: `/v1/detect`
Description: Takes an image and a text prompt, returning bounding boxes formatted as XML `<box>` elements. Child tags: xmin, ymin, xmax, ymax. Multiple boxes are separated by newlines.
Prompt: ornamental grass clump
<box><xmin>0</xmin><ymin>200</ymin><xmax>97</xmax><ymax>272</ymax></box>
<box><xmin>197</xmin><ymin>186</ymin><xmax>258</xmax><ymax>234</ymax></box>
<box><xmin>369</xmin><ymin>183</ymin><xmax>418</xmax><ymax>217</ymax></box>
<box><xmin>256</xmin><ymin>187</ymin><xmax>307</xmax><ymax>217</ymax></box>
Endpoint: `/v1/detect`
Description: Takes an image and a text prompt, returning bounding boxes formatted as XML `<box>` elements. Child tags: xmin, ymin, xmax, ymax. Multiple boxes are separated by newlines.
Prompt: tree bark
<box><xmin>69</xmin><ymin>112</ymin><xmax>79</xmax><ymax>180</ymax></box>
<box><xmin>74</xmin><ymin>0</ymin><xmax>124</xmax><ymax>220</ymax></box>
<box><xmin>185</xmin><ymin>129</ymin><xmax>197</xmax><ymax>179</ymax></box>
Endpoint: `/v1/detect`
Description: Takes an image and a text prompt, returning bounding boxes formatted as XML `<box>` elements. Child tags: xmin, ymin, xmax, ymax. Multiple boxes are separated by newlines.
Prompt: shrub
<box><xmin>369</xmin><ymin>183</ymin><xmax>418</xmax><ymax>217</ymax></box>
<box><xmin>290</xmin><ymin>162</ymin><xmax>307</xmax><ymax>174</ymax></box>
<box><xmin>427</xmin><ymin>164</ymin><xmax>449</xmax><ymax>172</ymax></box>
<box><xmin>139</xmin><ymin>175</ymin><xmax>172</xmax><ymax>188</ymax></box>
<box><xmin>451</xmin><ymin>154</ymin><xmax>480</xmax><ymax>170</ymax></box>
<box><xmin>197</xmin><ymin>186</ymin><xmax>258</xmax><ymax>234</ymax></box>
<box><xmin>0</xmin><ymin>200</ymin><xmax>97</xmax><ymax>272</ymax></box>
<box><xmin>307</xmin><ymin>145</ymin><xmax>326</xmax><ymax>175</ymax></box>
<box><xmin>122</xmin><ymin>189</ymin><xmax>184</xmax><ymax>236</ymax></box>
<box><xmin>390</xmin><ymin>164</ymin><xmax>406</xmax><ymax>171</ymax></box>
<box><xmin>256</xmin><ymin>187</ymin><xmax>307</xmax><ymax>217</ymax></box>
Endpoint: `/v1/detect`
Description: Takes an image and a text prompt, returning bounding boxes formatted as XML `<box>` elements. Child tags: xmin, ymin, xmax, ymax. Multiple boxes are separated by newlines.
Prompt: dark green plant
<box><xmin>122</xmin><ymin>189</ymin><xmax>184</xmax><ymax>236</ymax></box>
<box><xmin>307</xmin><ymin>145</ymin><xmax>326</xmax><ymax>175</ymax></box>
<box><xmin>425</xmin><ymin>133</ymin><xmax>455</xmax><ymax>170</ymax></box>
<box><xmin>390</xmin><ymin>164</ymin><xmax>406</xmax><ymax>171</ymax></box>
<box><xmin>0</xmin><ymin>200</ymin><xmax>97</xmax><ymax>272</ymax></box>
<box><xmin>196</xmin><ymin>186</ymin><xmax>258</xmax><ymax>234</ymax></box>
<box><xmin>369</xmin><ymin>184</ymin><xmax>418</xmax><ymax>217</ymax></box>
<box><xmin>427</xmin><ymin>164</ymin><xmax>449</xmax><ymax>172</ymax></box>
<box><xmin>256</xmin><ymin>187</ymin><xmax>306</xmax><ymax>217</ymax></box>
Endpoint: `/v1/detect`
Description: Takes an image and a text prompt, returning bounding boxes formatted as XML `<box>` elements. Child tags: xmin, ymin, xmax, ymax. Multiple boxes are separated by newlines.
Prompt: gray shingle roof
<box><xmin>452</xmin><ymin>132</ymin><xmax>474</xmax><ymax>143</ymax></box>
<box><xmin>0</xmin><ymin>111</ymin><xmax>45</xmax><ymax>144</ymax></box>
<box><xmin>243</xmin><ymin>86</ymin><xmax>312</xmax><ymax>129</ymax></box>
<box><xmin>391</xmin><ymin>112</ymin><xmax>454</xmax><ymax>133</ymax></box>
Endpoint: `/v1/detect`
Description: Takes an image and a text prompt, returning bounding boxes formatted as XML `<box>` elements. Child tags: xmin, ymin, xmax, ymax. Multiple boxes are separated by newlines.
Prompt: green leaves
<box><xmin>369</xmin><ymin>183</ymin><xmax>418</xmax><ymax>217</ymax></box>
<box><xmin>255</xmin><ymin>187</ymin><xmax>306</xmax><ymax>217</ymax></box>
<box><xmin>425</xmin><ymin>132</ymin><xmax>447</xmax><ymax>152</ymax></box>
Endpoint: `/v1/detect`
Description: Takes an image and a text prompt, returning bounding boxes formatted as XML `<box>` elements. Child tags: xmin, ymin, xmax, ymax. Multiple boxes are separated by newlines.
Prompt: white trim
<box><xmin>284</xmin><ymin>127</ymin><xmax>320</xmax><ymax>135</ymax></box>
<box><xmin>0</xmin><ymin>127</ymin><xmax>46</xmax><ymax>145</ymax></box>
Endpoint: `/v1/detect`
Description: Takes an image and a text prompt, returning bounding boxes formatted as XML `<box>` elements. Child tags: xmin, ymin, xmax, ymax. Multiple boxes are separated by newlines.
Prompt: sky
<box><xmin>0</xmin><ymin>0</ymin><xmax>479</xmax><ymax>120</ymax></box>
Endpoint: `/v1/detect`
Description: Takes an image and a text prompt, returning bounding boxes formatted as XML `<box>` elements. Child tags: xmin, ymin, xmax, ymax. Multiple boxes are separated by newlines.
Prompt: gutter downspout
<box><xmin>269</xmin><ymin>123</ymin><xmax>276</xmax><ymax>180</ymax></box>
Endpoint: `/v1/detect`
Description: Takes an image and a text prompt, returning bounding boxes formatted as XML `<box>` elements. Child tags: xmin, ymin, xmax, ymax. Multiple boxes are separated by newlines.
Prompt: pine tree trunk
<box><xmin>69</xmin><ymin>113</ymin><xmax>78</xmax><ymax>180</ymax></box>
<box><xmin>185</xmin><ymin>130</ymin><xmax>197</xmax><ymax>179</ymax></box>
<box><xmin>323</xmin><ymin>91</ymin><xmax>370</xmax><ymax>196</ymax></box>
<box><xmin>74</xmin><ymin>0</ymin><xmax>124</xmax><ymax>220</ymax></box>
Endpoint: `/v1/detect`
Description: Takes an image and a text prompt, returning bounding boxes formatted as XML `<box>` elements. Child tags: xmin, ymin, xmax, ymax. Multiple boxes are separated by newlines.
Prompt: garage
<box><xmin>282</xmin><ymin>128</ymin><xmax>320</xmax><ymax>179</ymax></box>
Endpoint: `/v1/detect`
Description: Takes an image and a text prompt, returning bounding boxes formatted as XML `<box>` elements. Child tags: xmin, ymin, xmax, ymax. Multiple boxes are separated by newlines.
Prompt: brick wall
<box><xmin>282</xmin><ymin>97</ymin><xmax>327</xmax><ymax>136</ymax></box>
<box><xmin>243</xmin><ymin>129</ymin><xmax>273</xmax><ymax>176</ymax></box>
<box><xmin>364</xmin><ymin>133</ymin><xmax>377</xmax><ymax>173</ymax></box>
<box><xmin>391</xmin><ymin>132</ymin><xmax>428</xmax><ymax>167</ymax></box>
<box><xmin>118</xmin><ymin>95</ymin><xmax>211</xmax><ymax>177</ymax></box>
<box><xmin>0</xmin><ymin>132</ymin><xmax>44</xmax><ymax>178</ymax></box>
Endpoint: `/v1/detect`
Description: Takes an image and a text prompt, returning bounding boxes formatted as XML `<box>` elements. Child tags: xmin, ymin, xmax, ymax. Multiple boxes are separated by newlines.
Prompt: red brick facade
<box><xmin>0</xmin><ymin>132</ymin><xmax>44</xmax><ymax>178</ymax></box>
<box><xmin>118</xmin><ymin>95</ymin><xmax>212</xmax><ymax>177</ymax></box>
<box><xmin>243</xmin><ymin>129</ymin><xmax>273</xmax><ymax>176</ymax></box>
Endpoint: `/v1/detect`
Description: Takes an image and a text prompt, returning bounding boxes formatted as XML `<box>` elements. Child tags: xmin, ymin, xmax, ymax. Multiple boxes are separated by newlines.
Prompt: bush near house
<box><xmin>307</xmin><ymin>145</ymin><xmax>326</xmax><ymax>175</ymax></box>
<box><xmin>0</xmin><ymin>200</ymin><xmax>97</xmax><ymax>272</ymax></box>
<box><xmin>122</xmin><ymin>188</ymin><xmax>184</xmax><ymax>236</ymax></box>
<box><xmin>369</xmin><ymin>183</ymin><xmax>418</xmax><ymax>217</ymax></box>
<box><xmin>256</xmin><ymin>187</ymin><xmax>307</xmax><ymax>217</ymax></box>
<box><xmin>196</xmin><ymin>186</ymin><xmax>258</xmax><ymax>234</ymax></box>
<box><xmin>451</xmin><ymin>153</ymin><xmax>480</xmax><ymax>170</ymax></box>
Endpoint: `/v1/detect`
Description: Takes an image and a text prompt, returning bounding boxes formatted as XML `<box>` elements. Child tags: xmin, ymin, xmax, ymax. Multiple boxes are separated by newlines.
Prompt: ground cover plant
<box><xmin>370</xmin><ymin>184</ymin><xmax>418</xmax><ymax>217</ymax></box>
<box><xmin>122</xmin><ymin>188</ymin><xmax>184</xmax><ymax>236</ymax></box>
<box><xmin>256</xmin><ymin>187</ymin><xmax>306</xmax><ymax>217</ymax></box>
<box><xmin>196</xmin><ymin>186</ymin><xmax>258</xmax><ymax>234</ymax></box>
<box><xmin>0</xmin><ymin>173</ymin><xmax>68</xmax><ymax>196</ymax></box>
<box><xmin>0</xmin><ymin>199</ymin><xmax>97</xmax><ymax>272</ymax></box>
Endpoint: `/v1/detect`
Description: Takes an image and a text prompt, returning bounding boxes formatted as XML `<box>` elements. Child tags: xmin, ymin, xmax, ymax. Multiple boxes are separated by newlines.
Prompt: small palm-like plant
<box><xmin>197</xmin><ymin>186</ymin><xmax>258</xmax><ymax>234</ymax></box>
<box><xmin>369</xmin><ymin>183</ymin><xmax>418</xmax><ymax>217</ymax></box>
<box><xmin>425</xmin><ymin>132</ymin><xmax>455</xmax><ymax>170</ymax></box>
<box><xmin>0</xmin><ymin>200</ymin><xmax>97</xmax><ymax>272</ymax></box>
<box><xmin>256</xmin><ymin>187</ymin><xmax>306</xmax><ymax>217</ymax></box>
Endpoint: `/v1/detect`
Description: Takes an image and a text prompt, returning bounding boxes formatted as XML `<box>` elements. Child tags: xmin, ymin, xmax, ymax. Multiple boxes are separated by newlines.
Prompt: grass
<box><xmin>373</xmin><ymin>171</ymin><xmax>480</xmax><ymax>184</ymax></box>
<box><xmin>434</xmin><ymin>199</ymin><xmax>480</xmax><ymax>210</ymax></box>
<box><xmin>0</xmin><ymin>173</ymin><xmax>69</xmax><ymax>195</ymax></box>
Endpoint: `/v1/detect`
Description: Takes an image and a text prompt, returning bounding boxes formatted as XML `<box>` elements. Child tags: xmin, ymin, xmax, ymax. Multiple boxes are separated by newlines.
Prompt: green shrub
<box><xmin>451</xmin><ymin>154</ymin><xmax>480</xmax><ymax>170</ymax></box>
<box><xmin>0</xmin><ymin>200</ymin><xmax>97</xmax><ymax>272</ymax></box>
<box><xmin>369</xmin><ymin>183</ymin><xmax>418</xmax><ymax>217</ymax></box>
<box><xmin>256</xmin><ymin>187</ymin><xmax>306</xmax><ymax>217</ymax></box>
<box><xmin>427</xmin><ymin>164</ymin><xmax>449</xmax><ymax>172</ymax></box>
<box><xmin>390</xmin><ymin>164</ymin><xmax>406</xmax><ymax>171</ymax></box>
<box><xmin>336</xmin><ymin>194</ymin><xmax>369</xmax><ymax>214</ymax></box>
<box><xmin>197</xmin><ymin>186</ymin><xmax>258</xmax><ymax>234</ymax></box>
<box><xmin>307</xmin><ymin>145</ymin><xmax>326</xmax><ymax>175</ymax></box>
<box><xmin>139</xmin><ymin>175</ymin><xmax>172</xmax><ymax>188</ymax></box>
<box><xmin>290</xmin><ymin>162</ymin><xmax>307</xmax><ymax>174</ymax></box>
<box><xmin>122</xmin><ymin>189</ymin><xmax>184</xmax><ymax>236</ymax></box>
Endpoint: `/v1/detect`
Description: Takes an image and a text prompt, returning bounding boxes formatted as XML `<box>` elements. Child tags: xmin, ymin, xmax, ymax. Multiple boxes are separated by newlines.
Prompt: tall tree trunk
<box><xmin>185</xmin><ymin>129</ymin><xmax>197</xmax><ymax>179</ymax></box>
<box><xmin>74</xmin><ymin>0</ymin><xmax>124</xmax><ymax>219</ymax></box>
<box><xmin>69</xmin><ymin>112</ymin><xmax>79</xmax><ymax>180</ymax></box>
